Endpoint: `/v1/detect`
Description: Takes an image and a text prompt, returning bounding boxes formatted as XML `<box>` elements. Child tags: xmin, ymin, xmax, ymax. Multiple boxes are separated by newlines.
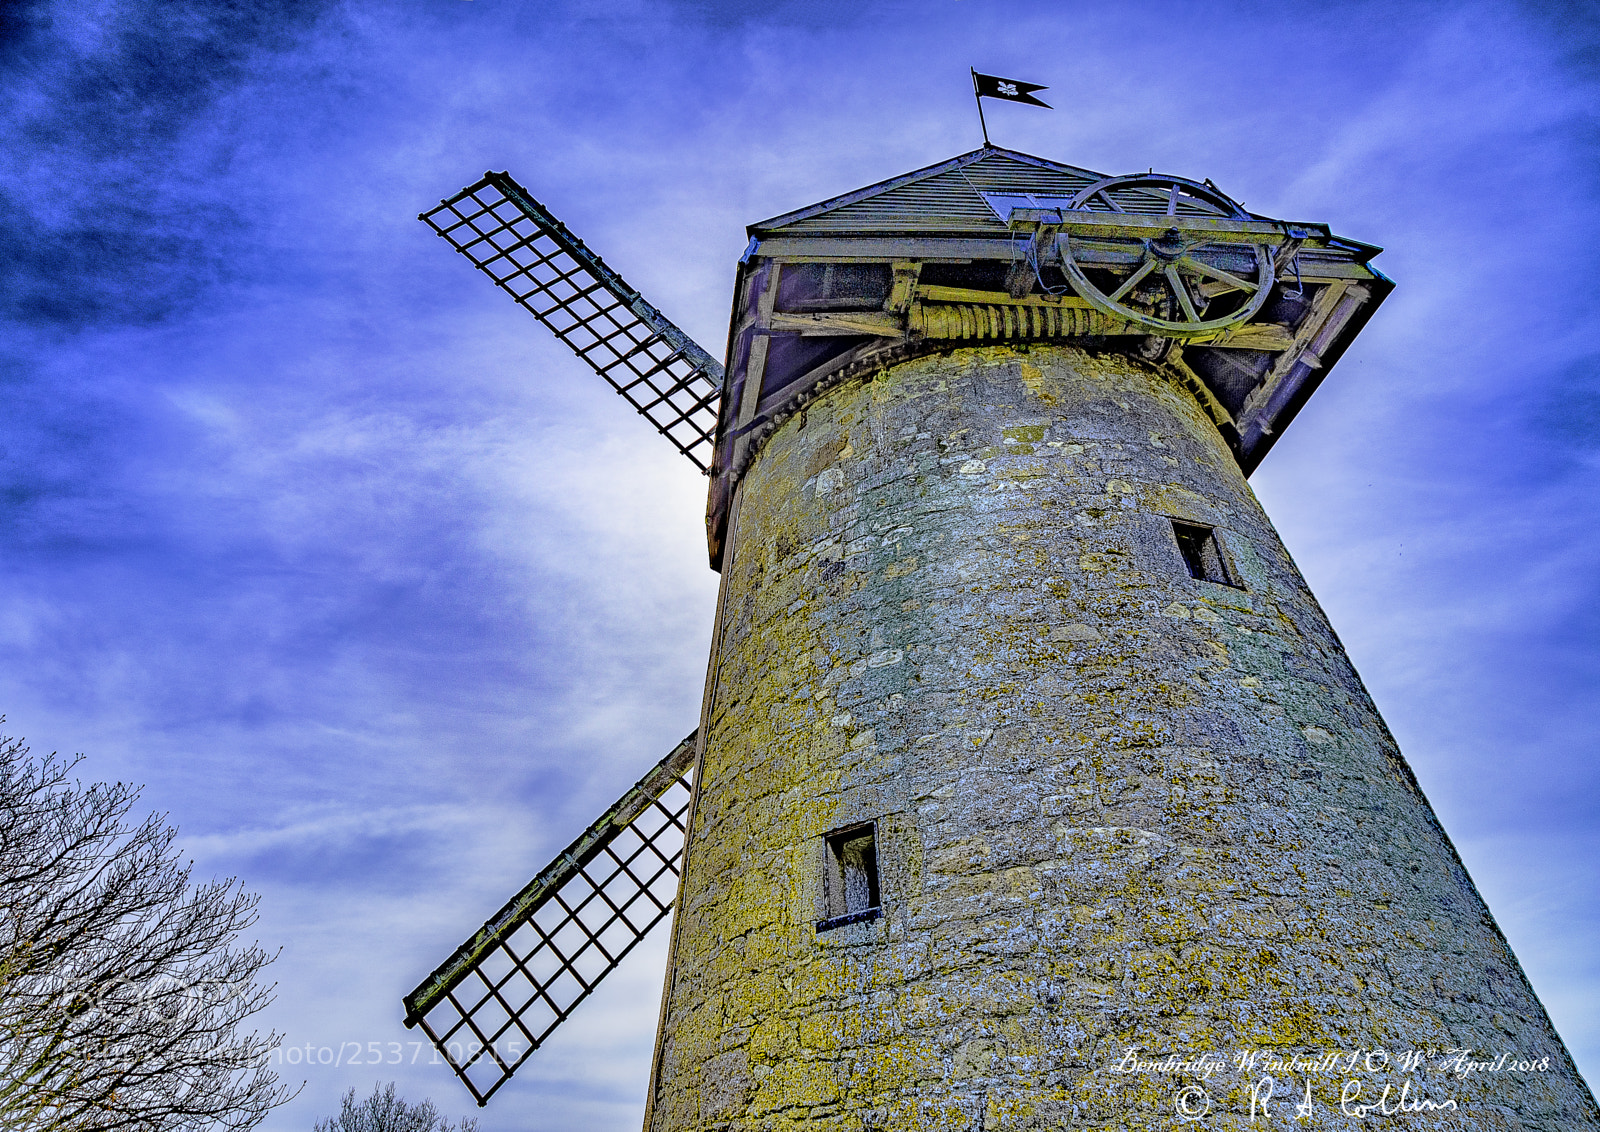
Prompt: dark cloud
<box><xmin>0</xmin><ymin>197</ymin><xmax>216</xmax><ymax>326</ymax></box>
<box><xmin>1536</xmin><ymin>356</ymin><xmax>1600</xmax><ymax>454</ymax></box>
<box><xmin>0</xmin><ymin>0</ymin><xmax>334</xmax><ymax>327</ymax></box>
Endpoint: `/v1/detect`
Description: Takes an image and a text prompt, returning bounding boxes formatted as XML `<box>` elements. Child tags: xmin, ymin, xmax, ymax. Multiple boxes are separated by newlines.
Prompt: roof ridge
<box><xmin>748</xmin><ymin>147</ymin><xmax>1107</xmax><ymax>234</ymax></box>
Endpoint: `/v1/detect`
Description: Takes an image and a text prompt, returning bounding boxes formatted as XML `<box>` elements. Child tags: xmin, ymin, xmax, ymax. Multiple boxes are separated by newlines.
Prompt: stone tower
<box><xmin>642</xmin><ymin>149</ymin><xmax>1598</xmax><ymax>1130</ymax></box>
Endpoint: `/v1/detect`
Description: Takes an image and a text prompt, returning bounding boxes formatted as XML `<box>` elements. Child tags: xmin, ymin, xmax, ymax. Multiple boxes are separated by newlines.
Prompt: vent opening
<box><xmin>817</xmin><ymin>823</ymin><xmax>881</xmax><ymax>932</ymax></box>
<box><xmin>1171</xmin><ymin>521</ymin><xmax>1238</xmax><ymax>587</ymax></box>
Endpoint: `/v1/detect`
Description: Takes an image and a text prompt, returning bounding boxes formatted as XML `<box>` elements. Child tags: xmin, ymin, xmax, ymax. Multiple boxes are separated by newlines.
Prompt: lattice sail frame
<box><xmin>403</xmin><ymin>734</ymin><xmax>697</xmax><ymax>1106</ymax></box>
<box><xmin>421</xmin><ymin>173</ymin><xmax>723</xmax><ymax>471</ymax></box>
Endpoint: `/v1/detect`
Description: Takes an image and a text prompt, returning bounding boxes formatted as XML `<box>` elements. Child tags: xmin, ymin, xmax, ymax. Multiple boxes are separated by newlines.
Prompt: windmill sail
<box><xmin>403</xmin><ymin>733</ymin><xmax>697</xmax><ymax>1106</ymax></box>
<box><xmin>421</xmin><ymin>174</ymin><xmax>723</xmax><ymax>471</ymax></box>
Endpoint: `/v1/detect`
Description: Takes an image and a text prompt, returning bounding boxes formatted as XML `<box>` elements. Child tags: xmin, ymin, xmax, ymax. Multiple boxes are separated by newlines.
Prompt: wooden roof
<box><xmin>752</xmin><ymin>148</ymin><xmax>1107</xmax><ymax>236</ymax></box>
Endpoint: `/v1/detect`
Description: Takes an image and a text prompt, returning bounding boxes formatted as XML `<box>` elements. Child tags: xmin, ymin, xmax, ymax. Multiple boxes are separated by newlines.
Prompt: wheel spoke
<box><xmin>1177</xmin><ymin>254</ymin><xmax>1258</xmax><ymax>294</ymax></box>
<box><xmin>1166</xmin><ymin>183</ymin><xmax>1180</xmax><ymax>216</ymax></box>
<box><xmin>1108</xmin><ymin>257</ymin><xmax>1159</xmax><ymax>303</ymax></box>
<box><xmin>1095</xmin><ymin>190</ymin><xmax>1126</xmax><ymax>214</ymax></box>
<box><xmin>1164</xmin><ymin>265</ymin><xmax>1202</xmax><ymax>323</ymax></box>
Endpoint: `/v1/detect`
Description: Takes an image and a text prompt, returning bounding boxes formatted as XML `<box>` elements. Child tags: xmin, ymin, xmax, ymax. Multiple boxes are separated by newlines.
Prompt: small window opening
<box><xmin>1171</xmin><ymin>520</ymin><xmax>1237</xmax><ymax>586</ymax></box>
<box><xmin>775</xmin><ymin>262</ymin><xmax>892</xmax><ymax>312</ymax></box>
<box><xmin>817</xmin><ymin>823</ymin><xmax>880</xmax><ymax>932</ymax></box>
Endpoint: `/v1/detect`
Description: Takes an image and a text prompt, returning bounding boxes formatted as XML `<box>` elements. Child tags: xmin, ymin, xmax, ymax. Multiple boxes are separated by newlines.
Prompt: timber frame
<box><xmin>401</xmin><ymin>733</ymin><xmax>697</xmax><ymax>1106</ymax></box>
<box><xmin>422</xmin><ymin>175</ymin><xmax>723</xmax><ymax>472</ymax></box>
<box><xmin>704</xmin><ymin>147</ymin><xmax>1391</xmax><ymax>568</ymax></box>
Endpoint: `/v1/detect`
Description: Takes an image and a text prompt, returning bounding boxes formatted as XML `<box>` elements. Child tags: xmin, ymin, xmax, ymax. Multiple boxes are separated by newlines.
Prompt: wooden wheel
<box><xmin>1059</xmin><ymin>174</ymin><xmax>1277</xmax><ymax>338</ymax></box>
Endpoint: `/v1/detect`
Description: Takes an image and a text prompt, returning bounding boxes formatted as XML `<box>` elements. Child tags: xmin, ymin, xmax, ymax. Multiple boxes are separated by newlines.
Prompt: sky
<box><xmin>0</xmin><ymin>0</ymin><xmax>1596</xmax><ymax>1127</ymax></box>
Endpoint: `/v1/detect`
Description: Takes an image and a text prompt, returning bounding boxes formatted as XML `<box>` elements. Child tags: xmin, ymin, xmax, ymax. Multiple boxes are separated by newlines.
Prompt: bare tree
<box><xmin>313</xmin><ymin>1083</ymin><xmax>478</xmax><ymax>1132</ymax></box>
<box><xmin>0</xmin><ymin>733</ymin><xmax>291</xmax><ymax>1131</ymax></box>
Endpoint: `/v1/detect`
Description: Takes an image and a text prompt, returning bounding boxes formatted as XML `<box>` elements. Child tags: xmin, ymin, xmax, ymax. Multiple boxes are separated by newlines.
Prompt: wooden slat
<box><xmin>402</xmin><ymin>734</ymin><xmax>698</xmax><ymax>1106</ymax></box>
<box><xmin>421</xmin><ymin>174</ymin><xmax>723</xmax><ymax>471</ymax></box>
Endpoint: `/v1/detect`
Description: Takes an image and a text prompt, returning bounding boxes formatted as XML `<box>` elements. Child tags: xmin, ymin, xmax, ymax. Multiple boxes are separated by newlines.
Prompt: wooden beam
<box><xmin>1276</xmin><ymin>258</ymin><xmax>1376</xmax><ymax>282</ymax></box>
<box><xmin>914</xmin><ymin>285</ymin><xmax>1091</xmax><ymax>308</ymax></box>
<box><xmin>736</xmin><ymin>337</ymin><xmax>772</xmax><ymax>425</ymax></box>
<box><xmin>1166</xmin><ymin>347</ymin><xmax>1235</xmax><ymax>428</ymax></box>
<box><xmin>763</xmin><ymin>299</ymin><xmax>1287</xmax><ymax>347</ymax></box>
<box><xmin>736</xmin><ymin>267</ymin><xmax>784</xmax><ymax>426</ymax></box>
<box><xmin>885</xmin><ymin>260</ymin><xmax>922</xmax><ymax>315</ymax></box>
<box><xmin>1056</xmin><ymin>214</ymin><xmax>1315</xmax><ymax>241</ymax></box>
<box><xmin>749</xmin><ymin>240</ymin><xmax>1375</xmax><ymax>286</ymax></box>
<box><xmin>1238</xmin><ymin>281</ymin><xmax>1349</xmax><ymax>425</ymax></box>
<box><xmin>767</xmin><ymin>311</ymin><xmax>904</xmax><ymax>337</ymax></box>
<box><xmin>754</xmin><ymin>236</ymin><xmax>1020</xmax><ymax>261</ymax></box>
<box><xmin>1191</xmin><ymin>323</ymin><xmax>1294</xmax><ymax>351</ymax></box>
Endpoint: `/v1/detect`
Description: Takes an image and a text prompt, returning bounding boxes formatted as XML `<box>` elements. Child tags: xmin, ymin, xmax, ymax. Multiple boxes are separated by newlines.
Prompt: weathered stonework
<box><xmin>646</xmin><ymin>344</ymin><xmax>1598</xmax><ymax>1130</ymax></box>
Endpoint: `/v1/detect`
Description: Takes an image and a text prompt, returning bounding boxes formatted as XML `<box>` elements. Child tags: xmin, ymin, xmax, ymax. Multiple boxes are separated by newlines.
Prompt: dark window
<box><xmin>1171</xmin><ymin>521</ymin><xmax>1237</xmax><ymax>586</ymax></box>
<box><xmin>1180</xmin><ymin>346</ymin><xmax>1275</xmax><ymax>418</ymax></box>
<box><xmin>775</xmin><ymin>263</ymin><xmax>891</xmax><ymax>312</ymax></box>
<box><xmin>817</xmin><ymin>823</ymin><xmax>881</xmax><ymax>932</ymax></box>
<box><xmin>757</xmin><ymin>334</ymin><xmax>869</xmax><ymax>405</ymax></box>
<box><xmin>916</xmin><ymin>260</ymin><xmax>1012</xmax><ymax>292</ymax></box>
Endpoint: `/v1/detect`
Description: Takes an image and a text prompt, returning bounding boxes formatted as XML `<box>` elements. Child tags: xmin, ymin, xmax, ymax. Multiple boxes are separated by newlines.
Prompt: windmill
<box><xmin>403</xmin><ymin>150</ymin><xmax>1600</xmax><ymax>1130</ymax></box>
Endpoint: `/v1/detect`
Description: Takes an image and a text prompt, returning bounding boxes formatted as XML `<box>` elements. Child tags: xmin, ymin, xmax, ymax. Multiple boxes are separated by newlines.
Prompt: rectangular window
<box><xmin>817</xmin><ymin>823</ymin><xmax>881</xmax><ymax>932</ymax></box>
<box><xmin>1171</xmin><ymin>520</ymin><xmax>1238</xmax><ymax>587</ymax></box>
<box><xmin>775</xmin><ymin>262</ymin><xmax>892</xmax><ymax>312</ymax></box>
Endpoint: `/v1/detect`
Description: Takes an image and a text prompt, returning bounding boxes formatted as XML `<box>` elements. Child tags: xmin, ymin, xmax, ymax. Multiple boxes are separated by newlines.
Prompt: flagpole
<box><xmin>970</xmin><ymin>68</ymin><xmax>990</xmax><ymax>147</ymax></box>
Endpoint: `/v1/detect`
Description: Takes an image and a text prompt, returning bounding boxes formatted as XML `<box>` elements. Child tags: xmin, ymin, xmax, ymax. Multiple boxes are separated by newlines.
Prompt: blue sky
<box><xmin>1</xmin><ymin>0</ymin><xmax>1596</xmax><ymax>1127</ymax></box>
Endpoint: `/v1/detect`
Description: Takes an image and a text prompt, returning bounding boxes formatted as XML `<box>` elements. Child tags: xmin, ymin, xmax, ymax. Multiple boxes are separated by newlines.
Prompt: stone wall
<box><xmin>644</xmin><ymin>344</ymin><xmax>1598</xmax><ymax>1130</ymax></box>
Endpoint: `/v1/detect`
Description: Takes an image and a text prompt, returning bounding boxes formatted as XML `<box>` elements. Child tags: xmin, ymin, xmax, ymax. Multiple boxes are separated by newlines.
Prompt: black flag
<box><xmin>971</xmin><ymin>71</ymin><xmax>1052</xmax><ymax>109</ymax></box>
